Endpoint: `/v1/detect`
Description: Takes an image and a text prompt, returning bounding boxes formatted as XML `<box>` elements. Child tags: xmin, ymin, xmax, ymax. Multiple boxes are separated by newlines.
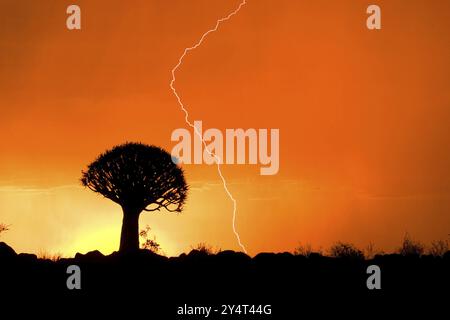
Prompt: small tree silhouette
<box><xmin>428</xmin><ymin>240</ymin><xmax>449</xmax><ymax>257</ymax></box>
<box><xmin>81</xmin><ymin>143</ymin><xmax>188</xmax><ymax>252</ymax></box>
<box><xmin>139</xmin><ymin>225</ymin><xmax>161</xmax><ymax>253</ymax></box>
<box><xmin>294</xmin><ymin>243</ymin><xmax>313</xmax><ymax>257</ymax></box>
<box><xmin>398</xmin><ymin>233</ymin><xmax>424</xmax><ymax>257</ymax></box>
<box><xmin>329</xmin><ymin>242</ymin><xmax>364</xmax><ymax>260</ymax></box>
<box><xmin>191</xmin><ymin>243</ymin><xmax>220</xmax><ymax>255</ymax></box>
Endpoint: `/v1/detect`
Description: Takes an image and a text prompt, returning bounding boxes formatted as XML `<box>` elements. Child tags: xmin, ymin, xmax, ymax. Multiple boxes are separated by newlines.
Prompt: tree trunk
<box><xmin>119</xmin><ymin>207</ymin><xmax>141</xmax><ymax>252</ymax></box>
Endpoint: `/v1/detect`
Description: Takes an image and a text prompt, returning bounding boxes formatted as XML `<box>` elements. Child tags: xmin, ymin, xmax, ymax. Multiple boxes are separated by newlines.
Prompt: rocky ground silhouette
<box><xmin>0</xmin><ymin>242</ymin><xmax>448</xmax><ymax>318</ymax></box>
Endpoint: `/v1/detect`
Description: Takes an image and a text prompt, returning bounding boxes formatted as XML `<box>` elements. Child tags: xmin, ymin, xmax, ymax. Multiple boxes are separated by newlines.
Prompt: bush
<box><xmin>364</xmin><ymin>242</ymin><xmax>384</xmax><ymax>259</ymax></box>
<box><xmin>398</xmin><ymin>234</ymin><xmax>425</xmax><ymax>256</ymax></box>
<box><xmin>191</xmin><ymin>243</ymin><xmax>220</xmax><ymax>255</ymax></box>
<box><xmin>428</xmin><ymin>240</ymin><xmax>449</xmax><ymax>257</ymax></box>
<box><xmin>329</xmin><ymin>242</ymin><xmax>364</xmax><ymax>259</ymax></box>
<box><xmin>139</xmin><ymin>225</ymin><xmax>161</xmax><ymax>253</ymax></box>
<box><xmin>294</xmin><ymin>243</ymin><xmax>313</xmax><ymax>257</ymax></box>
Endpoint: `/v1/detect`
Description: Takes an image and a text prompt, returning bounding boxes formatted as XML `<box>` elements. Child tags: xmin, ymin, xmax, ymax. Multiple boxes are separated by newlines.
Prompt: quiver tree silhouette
<box><xmin>81</xmin><ymin>143</ymin><xmax>188</xmax><ymax>252</ymax></box>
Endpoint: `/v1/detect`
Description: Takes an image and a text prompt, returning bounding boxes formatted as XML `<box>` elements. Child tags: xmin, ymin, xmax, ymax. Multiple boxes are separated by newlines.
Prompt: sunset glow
<box><xmin>1</xmin><ymin>0</ymin><xmax>449</xmax><ymax>257</ymax></box>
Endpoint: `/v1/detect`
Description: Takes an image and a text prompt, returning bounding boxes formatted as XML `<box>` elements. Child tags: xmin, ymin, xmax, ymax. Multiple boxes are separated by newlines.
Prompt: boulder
<box><xmin>18</xmin><ymin>253</ymin><xmax>38</xmax><ymax>263</ymax></box>
<box><xmin>75</xmin><ymin>250</ymin><xmax>105</xmax><ymax>263</ymax></box>
<box><xmin>0</xmin><ymin>242</ymin><xmax>17</xmax><ymax>259</ymax></box>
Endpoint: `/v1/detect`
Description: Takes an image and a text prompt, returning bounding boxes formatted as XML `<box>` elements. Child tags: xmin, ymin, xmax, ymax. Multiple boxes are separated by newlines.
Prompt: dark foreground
<box><xmin>0</xmin><ymin>242</ymin><xmax>448</xmax><ymax>318</ymax></box>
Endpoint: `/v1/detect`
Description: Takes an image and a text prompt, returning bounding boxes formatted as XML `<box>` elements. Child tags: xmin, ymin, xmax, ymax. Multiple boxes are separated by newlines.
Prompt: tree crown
<box><xmin>81</xmin><ymin>142</ymin><xmax>188</xmax><ymax>213</ymax></box>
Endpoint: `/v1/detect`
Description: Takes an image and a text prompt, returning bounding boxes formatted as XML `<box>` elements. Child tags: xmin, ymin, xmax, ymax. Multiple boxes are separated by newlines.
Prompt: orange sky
<box><xmin>1</xmin><ymin>0</ymin><xmax>449</xmax><ymax>256</ymax></box>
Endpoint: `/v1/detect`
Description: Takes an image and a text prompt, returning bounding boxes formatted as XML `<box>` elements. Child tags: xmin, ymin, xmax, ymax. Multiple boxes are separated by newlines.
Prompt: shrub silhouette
<box><xmin>81</xmin><ymin>142</ymin><xmax>188</xmax><ymax>252</ymax></box>
<box><xmin>294</xmin><ymin>243</ymin><xmax>313</xmax><ymax>257</ymax></box>
<box><xmin>139</xmin><ymin>225</ymin><xmax>161</xmax><ymax>253</ymax></box>
<box><xmin>329</xmin><ymin>242</ymin><xmax>364</xmax><ymax>259</ymax></box>
<box><xmin>427</xmin><ymin>240</ymin><xmax>449</xmax><ymax>257</ymax></box>
<box><xmin>364</xmin><ymin>242</ymin><xmax>384</xmax><ymax>259</ymax></box>
<box><xmin>398</xmin><ymin>233</ymin><xmax>425</xmax><ymax>256</ymax></box>
<box><xmin>191</xmin><ymin>243</ymin><xmax>220</xmax><ymax>255</ymax></box>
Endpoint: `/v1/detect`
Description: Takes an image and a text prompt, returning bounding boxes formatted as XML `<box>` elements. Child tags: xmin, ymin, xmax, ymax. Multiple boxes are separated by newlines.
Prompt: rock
<box><xmin>85</xmin><ymin>250</ymin><xmax>105</xmax><ymax>259</ymax></box>
<box><xmin>253</xmin><ymin>252</ymin><xmax>276</xmax><ymax>262</ymax></box>
<box><xmin>443</xmin><ymin>251</ymin><xmax>450</xmax><ymax>260</ymax></box>
<box><xmin>0</xmin><ymin>242</ymin><xmax>16</xmax><ymax>259</ymax></box>
<box><xmin>216</xmin><ymin>250</ymin><xmax>251</xmax><ymax>262</ymax></box>
<box><xmin>75</xmin><ymin>250</ymin><xmax>104</xmax><ymax>261</ymax></box>
<box><xmin>308</xmin><ymin>252</ymin><xmax>324</xmax><ymax>260</ymax></box>
<box><xmin>187</xmin><ymin>249</ymin><xmax>209</xmax><ymax>258</ymax></box>
<box><xmin>18</xmin><ymin>253</ymin><xmax>38</xmax><ymax>263</ymax></box>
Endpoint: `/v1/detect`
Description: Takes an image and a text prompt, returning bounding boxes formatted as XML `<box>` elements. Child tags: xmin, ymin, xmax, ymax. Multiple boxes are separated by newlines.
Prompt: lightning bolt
<box><xmin>170</xmin><ymin>0</ymin><xmax>248</xmax><ymax>253</ymax></box>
